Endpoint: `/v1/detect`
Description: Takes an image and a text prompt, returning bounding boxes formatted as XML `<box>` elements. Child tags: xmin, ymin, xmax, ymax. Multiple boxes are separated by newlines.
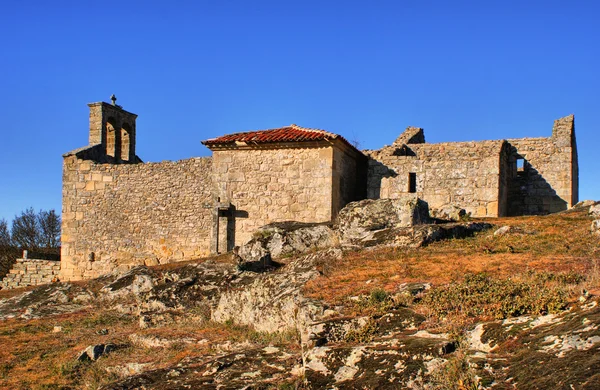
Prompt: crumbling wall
<box><xmin>212</xmin><ymin>146</ymin><xmax>333</xmax><ymax>247</ymax></box>
<box><xmin>332</xmin><ymin>144</ymin><xmax>367</xmax><ymax>219</ymax></box>
<box><xmin>61</xmin><ymin>156</ymin><xmax>213</xmax><ymax>281</ymax></box>
<box><xmin>366</xmin><ymin>140</ymin><xmax>506</xmax><ymax>217</ymax></box>
<box><xmin>506</xmin><ymin>115</ymin><xmax>577</xmax><ymax>215</ymax></box>
<box><xmin>1</xmin><ymin>258</ymin><xmax>60</xmax><ymax>289</ymax></box>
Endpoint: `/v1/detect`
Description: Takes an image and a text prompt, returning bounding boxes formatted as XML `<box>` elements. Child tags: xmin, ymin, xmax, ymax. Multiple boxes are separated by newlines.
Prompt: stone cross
<box><xmin>110</xmin><ymin>94</ymin><xmax>117</xmax><ymax>106</ymax></box>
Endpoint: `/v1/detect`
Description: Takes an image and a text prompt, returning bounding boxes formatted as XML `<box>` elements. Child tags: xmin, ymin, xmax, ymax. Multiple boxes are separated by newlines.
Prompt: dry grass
<box><xmin>0</xmin><ymin>307</ymin><xmax>298</xmax><ymax>389</ymax></box>
<box><xmin>305</xmin><ymin>208</ymin><xmax>600</xmax><ymax>304</ymax></box>
<box><xmin>1</xmin><ymin>207</ymin><xmax>598</xmax><ymax>388</ymax></box>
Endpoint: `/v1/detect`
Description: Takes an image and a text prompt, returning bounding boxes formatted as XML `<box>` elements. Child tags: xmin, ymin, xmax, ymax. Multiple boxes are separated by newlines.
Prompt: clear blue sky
<box><xmin>0</xmin><ymin>1</ymin><xmax>598</xmax><ymax>222</ymax></box>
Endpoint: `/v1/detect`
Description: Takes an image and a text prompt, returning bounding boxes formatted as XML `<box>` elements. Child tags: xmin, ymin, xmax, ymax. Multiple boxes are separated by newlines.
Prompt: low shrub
<box><xmin>421</xmin><ymin>271</ymin><xmax>581</xmax><ymax>320</ymax></box>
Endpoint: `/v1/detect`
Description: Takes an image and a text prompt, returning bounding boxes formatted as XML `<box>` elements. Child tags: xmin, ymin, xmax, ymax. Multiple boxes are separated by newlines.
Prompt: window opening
<box><xmin>121</xmin><ymin>124</ymin><xmax>131</xmax><ymax>161</ymax></box>
<box><xmin>408</xmin><ymin>172</ymin><xmax>417</xmax><ymax>193</ymax></box>
<box><xmin>516</xmin><ymin>158</ymin><xmax>525</xmax><ymax>172</ymax></box>
<box><xmin>106</xmin><ymin>120</ymin><xmax>116</xmax><ymax>158</ymax></box>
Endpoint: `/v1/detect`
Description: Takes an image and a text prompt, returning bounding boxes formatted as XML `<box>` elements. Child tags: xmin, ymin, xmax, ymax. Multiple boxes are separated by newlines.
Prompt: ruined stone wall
<box><xmin>505</xmin><ymin>114</ymin><xmax>577</xmax><ymax>215</ymax></box>
<box><xmin>61</xmin><ymin>156</ymin><xmax>213</xmax><ymax>281</ymax></box>
<box><xmin>0</xmin><ymin>259</ymin><xmax>60</xmax><ymax>289</ymax></box>
<box><xmin>332</xmin><ymin>144</ymin><xmax>367</xmax><ymax>219</ymax></box>
<box><xmin>497</xmin><ymin>144</ymin><xmax>511</xmax><ymax>217</ymax></box>
<box><xmin>507</xmin><ymin>141</ymin><xmax>575</xmax><ymax>214</ymax></box>
<box><xmin>212</xmin><ymin>145</ymin><xmax>333</xmax><ymax>247</ymax></box>
<box><xmin>365</xmin><ymin>140</ymin><xmax>506</xmax><ymax>217</ymax></box>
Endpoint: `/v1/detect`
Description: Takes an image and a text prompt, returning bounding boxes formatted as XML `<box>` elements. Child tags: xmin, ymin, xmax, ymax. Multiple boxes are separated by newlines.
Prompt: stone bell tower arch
<box><xmin>87</xmin><ymin>95</ymin><xmax>138</xmax><ymax>163</ymax></box>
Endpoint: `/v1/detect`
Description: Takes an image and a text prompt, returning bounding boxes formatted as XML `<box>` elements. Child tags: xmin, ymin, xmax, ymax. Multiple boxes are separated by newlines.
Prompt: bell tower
<box><xmin>87</xmin><ymin>95</ymin><xmax>138</xmax><ymax>163</ymax></box>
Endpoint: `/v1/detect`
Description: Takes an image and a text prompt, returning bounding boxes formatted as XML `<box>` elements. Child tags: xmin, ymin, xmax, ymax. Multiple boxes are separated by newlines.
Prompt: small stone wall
<box><xmin>0</xmin><ymin>259</ymin><xmax>61</xmax><ymax>289</ymax></box>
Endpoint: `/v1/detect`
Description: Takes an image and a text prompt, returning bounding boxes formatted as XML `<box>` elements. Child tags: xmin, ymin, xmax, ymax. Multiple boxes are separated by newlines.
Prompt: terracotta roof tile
<box><xmin>202</xmin><ymin>124</ymin><xmax>356</xmax><ymax>150</ymax></box>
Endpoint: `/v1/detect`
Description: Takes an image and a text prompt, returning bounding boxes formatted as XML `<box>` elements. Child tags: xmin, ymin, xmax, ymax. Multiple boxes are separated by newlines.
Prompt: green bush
<box><xmin>421</xmin><ymin>272</ymin><xmax>579</xmax><ymax>320</ymax></box>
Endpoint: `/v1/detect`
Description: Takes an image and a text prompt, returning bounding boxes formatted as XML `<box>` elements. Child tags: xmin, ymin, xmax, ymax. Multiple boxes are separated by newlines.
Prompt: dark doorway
<box><xmin>408</xmin><ymin>173</ymin><xmax>417</xmax><ymax>193</ymax></box>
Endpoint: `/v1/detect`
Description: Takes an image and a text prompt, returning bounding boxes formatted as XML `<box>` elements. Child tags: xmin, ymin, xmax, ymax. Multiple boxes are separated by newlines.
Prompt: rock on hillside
<box><xmin>1</xmin><ymin>204</ymin><xmax>599</xmax><ymax>389</ymax></box>
<box><xmin>335</xmin><ymin>197</ymin><xmax>429</xmax><ymax>245</ymax></box>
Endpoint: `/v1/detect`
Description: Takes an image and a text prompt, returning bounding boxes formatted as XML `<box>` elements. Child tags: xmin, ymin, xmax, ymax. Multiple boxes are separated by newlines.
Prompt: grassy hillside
<box><xmin>0</xmin><ymin>206</ymin><xmax>598</xmax><ymax>389</ymax></box>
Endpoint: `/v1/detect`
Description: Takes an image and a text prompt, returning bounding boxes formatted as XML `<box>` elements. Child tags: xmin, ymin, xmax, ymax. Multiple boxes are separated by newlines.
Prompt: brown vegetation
<box><xmin>305</xmin><ymin>207</ymin><xmax>599</xmax><ymax>304</ymax></box>
<box><xmin>0</xmin><ymin>207</ymin><xmax>598</xmax><ymax>388</ymax></box>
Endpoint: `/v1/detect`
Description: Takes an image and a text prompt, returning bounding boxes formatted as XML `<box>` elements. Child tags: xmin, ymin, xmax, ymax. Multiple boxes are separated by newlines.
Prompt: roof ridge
<box><xmin>290</xmin><ymin>124</ymin><xmax>338</xmax><ymax>137</ymax></box>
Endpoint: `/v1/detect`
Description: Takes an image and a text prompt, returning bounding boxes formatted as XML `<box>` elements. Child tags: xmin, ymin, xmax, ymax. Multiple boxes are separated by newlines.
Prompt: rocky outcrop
<box><xmin>339</xmin><ymin>221</ymin><xmax>492</xmax><ymax>249</ymax></box>
<box><xmin>0</xmin><ymin>283</ymin><xmax>93</xmax><ymax>320</ymax></box>
<box><xmin>574</xmin><ymin>199</ymin><xmax>597</xmax><ymax>209</ymax></box>
<box><xmin>430</xmin><ymin>204</ymin><xmax>467</xmax><ymax>221</ymax></box>
<box><xmin>102</xmin><ymin>346</ymin><xmax>302</xmax><ymax>390</ymax></box>
<box><xmin>213</xmin><ymin>249</ymin><xmax>340</xmax><ymax>340</ymax></box>
<box><xmin>592</xmin><ymin>220</ymin><xmax>600</xmax><ymax>236</ymax></box>
<box><xmin>590</xmin><ymin>203</ymin><xmax>600</xmax><ymax>218</ymax></box>
<box><xmin>77</xmin><ymin>343</ymin><xmax>119</xmax><ymax>362</ymax></box>
<box><xmin>336</xmin><ymin>197</ymin><xmax>429</xmax><ymax>246</ymax></box>
<box><xmin>236</xmin><ymin>222</ymin><xmax>337</xmax><ymax>268</ymax></box>
<box><xmin>465</xmin><ymin>300</ymin><xmax>600</xmax><ymax>388</ymax></box>
<box><xmin>493</xmin><ymin>225</ymin><xmax>536</xmax><ymax>237</ymax></box>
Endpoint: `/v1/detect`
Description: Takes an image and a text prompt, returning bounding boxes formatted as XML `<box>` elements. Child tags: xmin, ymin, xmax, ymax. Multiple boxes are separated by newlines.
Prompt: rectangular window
<box><xmin>516</xmin><ymin>158</ymin><xmax>525</xmax><ymax>172</ymax></box>
<box><xmin>408</xmin><ymin>172</ymin><xmax>417</xmax><ymax>193</ymax></box>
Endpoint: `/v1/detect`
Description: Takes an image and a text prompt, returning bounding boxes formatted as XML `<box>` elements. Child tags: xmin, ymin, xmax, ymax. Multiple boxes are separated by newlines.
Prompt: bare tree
<box><xmin>0</xmin><ymin>219</ymin><xmax>10</xmax><ymax>247</ymax></box>
<box><xmin>8</xmin><ymin>208</ymin><xmax>61</xmax><ymax>253</ymax></box>
<box><xmin>11</xmin><ymin>208</ymin><xmax>39</xmax><ymax>250</ymax></box>
<box><xmin>38</xmin><ymin>210</ymin><xmax>61</xmax><ymax>249</ymax></box>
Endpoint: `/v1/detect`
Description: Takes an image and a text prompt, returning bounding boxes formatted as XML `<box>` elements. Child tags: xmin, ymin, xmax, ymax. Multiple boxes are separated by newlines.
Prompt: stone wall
<box><xmin>0</xmin><ymin>259</ymin><xmax>60</xmax><ymax>289</ymax></box>
<box><xmin>212</xmin><ymin>144</ymin><xmax>334</xmax><ymax>248</ymax></box>
<box><xmin>506</xmin><ymin>115</ymin><xmax>578</xmax><ymax>215</ymax></box>
<box><xmin>365</xmin><ymin>140</ymin><xmax>508</xmax><ymax>217</ymax></box>
<box><xmin>332</xmin><ymin>143</ymin><xmax>367</xmax><ymax>219</ymax></box>
<box><xmin>61</xmin><ymin>155</ymin><xmax>213</xmax><ymax>281</ymax></box>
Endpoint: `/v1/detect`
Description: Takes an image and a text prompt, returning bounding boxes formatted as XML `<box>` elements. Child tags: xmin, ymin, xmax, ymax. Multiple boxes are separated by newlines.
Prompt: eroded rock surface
<box><xmin>213</xmin><ymin>249</ymin><xmax>340</xmax><ymax>337</ymax></box>
<box><xmin>0</xmin><ymin>283</ymin><xmax>93</xmax><ymax>320</ymax></box>
<box><xmin>430</xmin><ymin>204</ymin><xmax>467</xmax><ymax>222</ymax></box>
<box><xmin>589</xmin><ymin>203</ymin><xmax>600</xmax><ymax>218</ymax></box>
<box><xmin>336</xmin><ymin>197</ymin><xmax>430</xmax><ymax>246</ymax></box>
<box><xmin>237</xmin><ymin>221</ymin><xmax>337</xmax><ymax>267</ymax></box>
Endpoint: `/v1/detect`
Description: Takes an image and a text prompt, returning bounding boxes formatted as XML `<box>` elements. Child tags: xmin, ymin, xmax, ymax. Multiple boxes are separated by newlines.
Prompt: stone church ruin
<box><xmin>58</xmin><ymin>98</ymin><xmax>578</xmax><ymax>281</ymax></box>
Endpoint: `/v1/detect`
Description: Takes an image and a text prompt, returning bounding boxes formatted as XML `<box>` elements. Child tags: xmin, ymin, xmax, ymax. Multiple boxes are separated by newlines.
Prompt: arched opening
<box><xmin>106</xmin><ymin>119</ymin><xmax>117</xmax><ymax>158</ymax></box>
<box><xmin>121</xmin><ymin>123</ymin><xmax>131</xmax><ymax>161</ymax></box>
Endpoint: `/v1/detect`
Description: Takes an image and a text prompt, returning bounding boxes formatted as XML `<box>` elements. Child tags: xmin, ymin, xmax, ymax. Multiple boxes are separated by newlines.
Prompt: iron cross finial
<box><xmin>110</xmin><ymin>94</ymin><xmax>117</xmax><ymax>106</ymax></box>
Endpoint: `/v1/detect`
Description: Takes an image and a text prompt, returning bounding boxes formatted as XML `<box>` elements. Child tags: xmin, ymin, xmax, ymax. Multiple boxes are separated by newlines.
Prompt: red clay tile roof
<box><xmin>202</xmin><ymin>124</ymin><xmax>357</xmax><ymax>150</ymax></box>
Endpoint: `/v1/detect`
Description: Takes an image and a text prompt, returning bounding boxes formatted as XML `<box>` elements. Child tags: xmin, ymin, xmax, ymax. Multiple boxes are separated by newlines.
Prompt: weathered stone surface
<box><xmin>430</xmin><ymin>204</ymin><xmax>467</xmax><ymax>221</ymax></box>
<box><xmin>590</xmin><ymin>204</ymin><xmax>600</xmax><ymax>218</ymax></box>
<box><xmin>237</xmin><ymin>222</ymin><xmax>338</xmax><ymax>266</ymax></box>
<box><xmin>366</xmin><ymin>116</ymin><xmax>577</xmax><ymax>218</ymax></box>
<box><xmin>574</xmin><ymin>200</ymin><xmax>597</xmax><ymax>208</ymax></box>
<box><xmin>336</xmin><ymin>197</ymin><xmax>489</xmax><ymax>249</ymax></box>
<box><xmin>77</xmin><ymin>343</ymin><xmax>118</xmax><ymax>362</ymax></box>
<box><xmin>466</xmin><ymin>300</ymin><xmax>600</xmax><ymax>389</ymax></box>
<box><xmin>336</xmin><ymin>197</ymin><xmax>429</xmax><ymax>246</ymax></box>
<box><xmin>102</xmin><ymin>346</ymin><xmax>301</xmax><ymax>390</ymax></box>
<box><xmin>592</xmin><ymin>220</ymin><xmax>600</xmax><ymax>236</ymax></box>
<box><xmin>493</xmin><ymin>225</ymin><xmax>535</xmax><ymax>237</ymax></box>
<box><xmin>61</xmin><ymin>156</ymin><xmax>214</xmax><ymax>282</ymax></box>
<box><xmin>212</xmin><ymin>250</ymin><xmax>340</xmax><ymax>338</ymax></box>
<box><xmin>0</xmin><ymin>283</ymin><xmax>93</xmax><ymax>320</ymax></box>
<box><xmin>0</xmin><ymin>258</ymin><xmax>60</xmax><ymax>289</ymax></box>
